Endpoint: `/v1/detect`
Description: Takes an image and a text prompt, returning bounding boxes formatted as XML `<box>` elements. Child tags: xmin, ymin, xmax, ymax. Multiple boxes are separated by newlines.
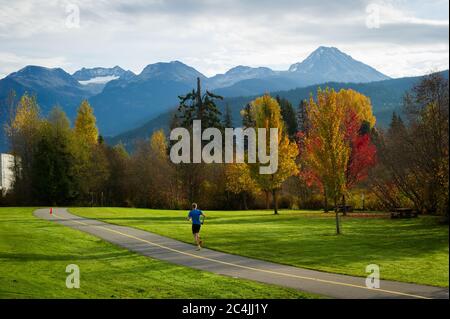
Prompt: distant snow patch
<box><xmin>78</xmin><ymin>75</ymin><xmax>119</xmax><ymax>85</ymax></box>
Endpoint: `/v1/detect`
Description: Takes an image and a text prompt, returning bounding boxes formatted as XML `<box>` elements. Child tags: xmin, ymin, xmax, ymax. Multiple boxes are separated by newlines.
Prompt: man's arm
<box><xmin>200</xmin><ymin>211</ymin><xmax>206</xmax><ymax>224</ymax></box>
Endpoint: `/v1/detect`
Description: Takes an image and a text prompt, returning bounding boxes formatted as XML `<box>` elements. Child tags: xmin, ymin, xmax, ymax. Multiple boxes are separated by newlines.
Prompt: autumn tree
<box><xmin>148</xmin><ymin>130</ymin><xmax>177</xmax><ymax>207</ymax></box>
<box><xmin>225</xmin><ymin>163</ymin><xmax>259</xmax><ymax>209</ymax></box>
<box><xmin>369</xmin><ymin>113</ymin><xmax>410</xmax><ymax>210</ymax></box>
<box><xmin>339</xmin><ymin>90</ymin><xmax>377</xmax><ymax>213</ymax></box>
<box><xmin>74</xmin><ymin>100</ymin><xmax>98</xmax><ymax>145</ymax></box>
<box><xmin>336</xmin><ymin>89</ymin><xmax>376</xmax><ymax>128</ymax></box>
<box><xmin>300</xmin><ymin>88</ymin><xmax>378</xmax><ymax>232</ymax></box>
<box><xmin>248</xmin><ymin>95</ymin><xmax>299</xmax><ymax>214</ymax></box>
<box><xmin>72</xmin><ymin>100</ymin><xmax>108</xmax><ymax>203</ymax></box>
<box><xmin>301</xmin><ymin>89</ymin><xmax>348</xmax><ymax>232</ymax></box>
<box><xmin>6</xmin><ymin>93</ymin><xmax>43</xmax><ymax>203</ymax></box>
<box><xmin>373</xmin><ymin>72</ymin><xmax>449</xmax><ymax>216</ymax></box>
<box><xmin>297</xmin><ymin>99</ymin><xmax>309</xmax><ymax>134</ymax></box>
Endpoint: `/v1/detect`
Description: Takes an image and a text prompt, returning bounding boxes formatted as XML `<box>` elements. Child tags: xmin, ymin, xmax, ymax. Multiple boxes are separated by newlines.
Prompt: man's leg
<box><xmin>195</xmin><ymin>232</ymin><xmax>201</xmax><ymax>249</ymax></box>
<box><xmin>198</xmin><ymin>234</ymin><xmax>203</xmax><ymax>247</ymax></box>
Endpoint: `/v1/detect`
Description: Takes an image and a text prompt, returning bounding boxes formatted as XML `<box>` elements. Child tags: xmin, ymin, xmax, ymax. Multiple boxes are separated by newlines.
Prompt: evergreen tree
<box><xmin>223</xmin><ymin>104</ymin><xmax>233</xmax><ymax>128</ymax></box>
<box><xmin>177</xmin><ymin>77</ymin><xmax>223</xmax><ymax>129</ymax></box>
<box><xmin>104</xmin><ymin>143</ymin><xmax>130</xmax><ymax>206</ymax></box>
<box><xmin>277</xmin><ymin>96</ymin><xmax>298</xmax><ymax>140</ymax></box>
<box><xmin>175</xmin><ymin>78</ymin><xmax>223</xmax><ymax>205</ymax></box>
<box><xmin>32</xmin><ymin>107</ymin><xmax>76</xmax><ymax>205</ymax></box>
<box><xmin>241</xmin><ymin>103</ymin><xmax>255</xmax><ymax>128</ymax></box>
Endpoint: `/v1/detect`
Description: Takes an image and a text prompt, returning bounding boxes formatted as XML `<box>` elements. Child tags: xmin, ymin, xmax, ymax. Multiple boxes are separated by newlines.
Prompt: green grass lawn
<box><xmin>70</xmin><ymin>208</ymin><xmax>449</xmax><ymax>287</ymax></box>
<box><xmin>0</xmin><ymin>207</ymin><xmax>317</xmax><ymax>298</ymax></box>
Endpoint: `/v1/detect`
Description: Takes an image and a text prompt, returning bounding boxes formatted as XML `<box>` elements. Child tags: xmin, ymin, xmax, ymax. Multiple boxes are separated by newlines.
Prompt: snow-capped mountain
<box><xmin>72</xmin><ymin>66</ymin><xmax>134</xmax><ymax>82</ymax></box>
<box><xmin>287</xmin><ymin>46</ymin><xmax>390</xmax><ymax>83</ymax></box>
<box><xmin>1</xmin><ymin>46</ymin><xmax>393</xmax><ymax>141</ymax></box>
<box><xmin>72</xmin><ymin>66</ymin><xmax>135</xmax><ymax>94</ymax></box>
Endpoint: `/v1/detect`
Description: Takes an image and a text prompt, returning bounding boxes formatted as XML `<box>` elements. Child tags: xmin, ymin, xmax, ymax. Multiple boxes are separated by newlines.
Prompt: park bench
<box><xmin>390</xmin><ymin>208</ymin><xmax>418</xmax><ymax>219</ymax></box>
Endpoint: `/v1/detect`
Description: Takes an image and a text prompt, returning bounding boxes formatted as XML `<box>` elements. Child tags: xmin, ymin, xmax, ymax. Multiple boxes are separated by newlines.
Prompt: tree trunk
<box><xmin>334</xmin><ymin>196</ymin><xmax>341</xmax><ymax>235</ymax></box>
<box><xmin>196</xmin><ymin>77</ymin><xmax>203</xmax><ymax>119</ymax></box>
<box><xmin>272</xmin><ymin>189</ymin><xmax>279</xmax><ymax>215</ymax></box>
<box><xmin>342</xmin><ymin>194</ymin><xmax>347</xmax><ymax>216</ymax></box>
<box><xmin>335</xmin><ymin>211</ymin><xmax>341</xmax><ymax>234</ymax></box>
<box><xmin>242</xmin><ymin>192</ymin><xmax>248</xmax><ymax>210</ymax></box>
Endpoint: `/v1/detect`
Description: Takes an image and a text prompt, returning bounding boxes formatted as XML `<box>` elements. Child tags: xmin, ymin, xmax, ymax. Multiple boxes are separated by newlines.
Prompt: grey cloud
<box><xmin>0</xmin><ymin>0</ymin><xmax>447</xmax><ymax>78</ymax></box>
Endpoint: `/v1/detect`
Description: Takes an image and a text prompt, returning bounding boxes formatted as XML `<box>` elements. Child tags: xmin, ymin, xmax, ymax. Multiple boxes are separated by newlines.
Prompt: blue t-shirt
<box><xmin>188</xmin><ymin>209</ymin><xmax>203</xmax><ymax>225</ymax></box>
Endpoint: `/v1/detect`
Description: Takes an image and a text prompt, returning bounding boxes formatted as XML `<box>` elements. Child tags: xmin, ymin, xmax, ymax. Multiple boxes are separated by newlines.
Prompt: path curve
<box><xmin>34</xmin><ymin>208</ymin><xmax>449</xmax><ymax>299</ymax></box>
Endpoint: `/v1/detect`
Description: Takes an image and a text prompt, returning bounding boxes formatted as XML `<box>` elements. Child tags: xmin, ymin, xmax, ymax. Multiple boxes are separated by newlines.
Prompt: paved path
<box><xmin>34</xmin><ymin>208</ymin><xmax>449</xmax><ymax>299</ymax></box>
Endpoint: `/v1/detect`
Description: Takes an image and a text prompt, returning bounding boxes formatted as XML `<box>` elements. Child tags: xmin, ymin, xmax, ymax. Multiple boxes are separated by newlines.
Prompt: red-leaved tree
<box><xmin>297</xmin><ymin>89</ymin><xmax>377</xmax><ymax>216</ymax></box>
<box><xmin>344</xmin><ymin>109</ymin><xmax>377</xmax><ymax>190</ymax></box>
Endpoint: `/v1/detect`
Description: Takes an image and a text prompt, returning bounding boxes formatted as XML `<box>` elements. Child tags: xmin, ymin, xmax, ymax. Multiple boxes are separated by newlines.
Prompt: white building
<box><xmin>1</xmin><ymin>153</ymin><xmax>15</xmax><ymax>195</ymax></box>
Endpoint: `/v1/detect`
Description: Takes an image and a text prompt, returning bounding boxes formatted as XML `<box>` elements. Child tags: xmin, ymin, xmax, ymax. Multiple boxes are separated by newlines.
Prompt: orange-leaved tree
<box><xmin>299</xmin><ymin>88</ymin><xmax>377</xmax><ymax>233</ymax></box>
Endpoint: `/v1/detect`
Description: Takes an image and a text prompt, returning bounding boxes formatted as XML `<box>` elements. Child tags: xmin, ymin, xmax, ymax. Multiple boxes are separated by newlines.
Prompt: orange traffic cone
<box><xmin>50</xmin><ymin>207</ymin><xmax>53</xmax><ymax>215</ymax></box>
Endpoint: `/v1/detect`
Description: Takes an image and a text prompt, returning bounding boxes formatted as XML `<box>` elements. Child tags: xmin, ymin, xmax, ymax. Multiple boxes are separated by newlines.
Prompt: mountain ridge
<box><xmin>106</xmin><ymin>70</ymin><xmax>448</xmax><ymax>150</ymax></box>
<box><xmin>88</xmin><ymin>46</ymin><xmax>391</xmax><ymax>135</ymax></box>
<box><xmin>0</xmin><ymin>46</ymin><xmax>397</xmax><ymax>150</ymax></box>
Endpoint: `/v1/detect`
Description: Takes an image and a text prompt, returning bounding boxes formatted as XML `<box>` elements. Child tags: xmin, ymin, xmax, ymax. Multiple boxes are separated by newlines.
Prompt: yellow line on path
<box><xmin>51</xmin><ymin>211</ymin><xmax>430</xmax><ymax>299</ymax></box>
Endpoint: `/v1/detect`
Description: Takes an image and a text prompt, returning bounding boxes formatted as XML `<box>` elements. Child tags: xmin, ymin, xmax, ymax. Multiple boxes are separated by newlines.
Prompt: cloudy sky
<box><xmin>0</xmin><ymin>0</ymin><xmax>448</xmax><ymax>79</ymax></box>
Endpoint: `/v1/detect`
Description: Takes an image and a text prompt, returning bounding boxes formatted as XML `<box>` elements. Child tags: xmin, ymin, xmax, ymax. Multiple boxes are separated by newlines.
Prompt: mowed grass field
<box><xmin>70</xmin><ymin>208</ymin><xmax>449</xmax><ymax>287</ymax></box>
<box><xmin>0</xmin><ymin>207</ymin><xmax>317</xmax><ymax>298</ymax></box>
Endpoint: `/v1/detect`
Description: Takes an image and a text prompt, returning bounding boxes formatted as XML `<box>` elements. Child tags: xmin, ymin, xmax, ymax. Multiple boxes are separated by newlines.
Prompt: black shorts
<box><xmin>192</xmin><ymin>224</ymin><xmax>201</xmax><ymax>234</ymax></box>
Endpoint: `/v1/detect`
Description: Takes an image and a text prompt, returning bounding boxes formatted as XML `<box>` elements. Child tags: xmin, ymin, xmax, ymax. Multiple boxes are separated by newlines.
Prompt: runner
<box><xmin>187</xmin><ymin>203</ymin><xmax>205</xmax><ymax>250</ymax></box>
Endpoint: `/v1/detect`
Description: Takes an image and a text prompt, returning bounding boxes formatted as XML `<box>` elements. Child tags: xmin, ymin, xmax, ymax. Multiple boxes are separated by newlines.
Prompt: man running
<box><xmin>187</xmin><ymin>203</ymin><xmax>205</xmax><ymax>250</ymax></box>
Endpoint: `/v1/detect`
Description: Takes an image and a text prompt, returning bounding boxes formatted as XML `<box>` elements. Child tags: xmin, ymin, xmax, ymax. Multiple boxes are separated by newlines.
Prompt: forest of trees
<box><xmin>1</xmin><ymin>73</ymin><xmax>448</xmax><ymax>220</ymax></box>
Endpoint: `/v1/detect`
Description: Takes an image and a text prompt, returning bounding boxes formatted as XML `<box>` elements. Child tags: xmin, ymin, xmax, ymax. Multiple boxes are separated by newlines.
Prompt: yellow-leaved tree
<box><xmin>336</xmin><ymin>89</ymin><xmax>376</xmax><ymax>128</ymax></box>
<box><xmin>73</xmin><ymin>100</ymin><xmax>108</xmax><ymax>202</ymax></box>
<box><xmin>248</xmin><ymin>94</ymin><xmax>299</xmax><ymax>214</ymax></box>
<box><xmin>225</xmin><ymin>163</ymin><xmax>259</xmax><ymax>210</ymax></box>
<box><xmin>302</xmin><ymin>89</ymin><xmax>350</xmax><ymax>234</ymax></box>
<box><xmin>148</xmin><ymin>130</ymin><xmax>177</xmax><ymax>207</ymax></box>
<box><xmin>74</xmin><ymin>100</ymin><xmax>98</xmax><ymax>145</ymax></box>
<box><xmin>6</xmin><ymin>93</ymin><xmax>43</xmax><ymax>202</ymax></box>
